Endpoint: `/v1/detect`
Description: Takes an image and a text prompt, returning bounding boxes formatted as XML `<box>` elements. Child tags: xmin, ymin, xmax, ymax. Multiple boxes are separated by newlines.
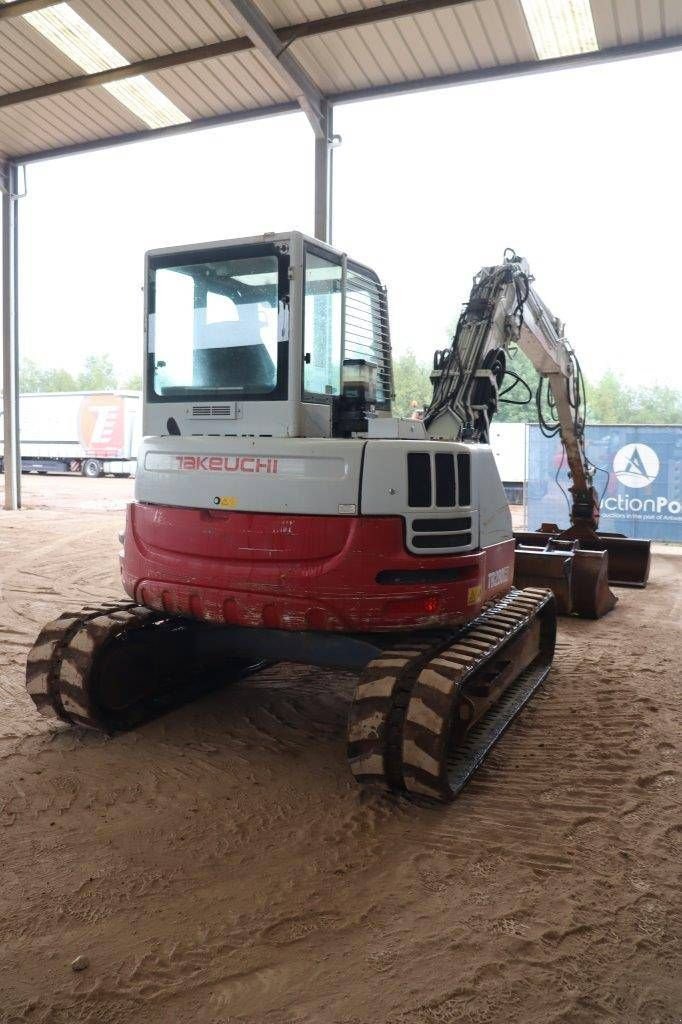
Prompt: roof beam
<box><xmin>4</xmin><ymin>0</ymin><xmax>682</xmax><ymax>123</ymax></box>
<box><xmin>19</xmin><ymin>100</ymin><xmax>299</xmax><ymax>163</ymax></box>
<box><xmin>0</xmin><ymin>0</ymin><xmax>58</xmax><ymax>20</ymax></box>
<box><xmin>14</xmin><ymin>31</ymin><xmax>682</xmax><ymax>164</ymax></box>
<box><xmin>331</xmin><ymin>32</ymin><xmax>682</xmax><ymax>102</ymax></box>
<box><xmin>0</xmin><ymin>38</ymin><xmax>251</xmax><ymax>110</ymax></box>
<box><xmin>215</xmin><ymin>0</ymin><xmax>326</xmax><ymax>137</ymax></box>
<box><xmin>0</xmin><ymin>0</ymin><xmax>474</xmax><ymax>113</ymax></box>
<box><xmin>280</xmin><ymin>0</ymin><xmax>473</xmax><ymax>43</ymax></box>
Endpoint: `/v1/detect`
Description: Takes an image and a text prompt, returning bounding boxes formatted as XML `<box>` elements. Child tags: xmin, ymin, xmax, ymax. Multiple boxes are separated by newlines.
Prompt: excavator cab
<box><xmin>145</xmin><ymin>232</ymin><xmax>392</xmax><ymax>442</ymax></box>
<box><xmin>147</xmin><ymin>239</ymin><xmax>290</xmax><ymax>433</ymax></box>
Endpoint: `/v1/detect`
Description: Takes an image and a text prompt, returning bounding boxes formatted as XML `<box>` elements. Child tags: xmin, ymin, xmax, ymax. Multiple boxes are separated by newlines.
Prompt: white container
<box><xmin>488</xmin><ymin>422</ymin><xmax>527</xmax><ymax>485</ymax></box>
<box><xmin>0</xmin><ymin>390</ymin><xmax>141</xmax><ymax>476</ymax></box>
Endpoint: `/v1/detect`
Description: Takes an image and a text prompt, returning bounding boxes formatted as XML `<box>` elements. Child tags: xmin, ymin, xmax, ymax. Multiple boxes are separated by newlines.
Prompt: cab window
<box><xmin>150</xmin><ymin>253</ymin><xmax>280</xmax><ymax>399</ymax></box>
<box><xmin>303</xmin><ymin>252</ymin><xmax>342</xmax><ymax>398</ymax></box>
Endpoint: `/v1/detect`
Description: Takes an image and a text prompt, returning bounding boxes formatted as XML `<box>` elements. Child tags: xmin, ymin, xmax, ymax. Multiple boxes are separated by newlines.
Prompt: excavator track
<box><xmin>347</xmin><ymin>588</ymin><xmax>556</xmax><ymax>801</ymax></box>
<box><xmin>26</xmin><ymin>602</ymin><xmax>149</xmax><ymax>727</ymax></box>
<box><xmin>27</xmin><ymin>591</ymin><xmax>555</xmax><ymax>801</ymax></box>
<box><xmin>26</xmin><ymin>601</ymin><xmax>261</xmax><ymax>732</ymax></box>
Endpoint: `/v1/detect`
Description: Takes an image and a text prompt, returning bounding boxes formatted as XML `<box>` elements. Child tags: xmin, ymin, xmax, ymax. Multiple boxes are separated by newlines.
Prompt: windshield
<box><xmin>149</xmin><ymin>253</ymin><xmax>281</xmax><ymax>398</ymax></box>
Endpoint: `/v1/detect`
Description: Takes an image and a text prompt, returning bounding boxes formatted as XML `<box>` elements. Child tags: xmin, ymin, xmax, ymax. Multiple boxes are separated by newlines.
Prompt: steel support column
<box><xmin>216</xmin><ymin>0</ymin><xmax>325</xmax><ymax>136</ymax></box>
<box><xmin>314</xmin><ymin>101</ymin><xmax>333</xmax><ymax>243</ymax></box>
<box><xmin>2</xmin><ymin>161</ymin><xmax>21</xmax><ymax>510</ymax></box>
<box><xmin>217</xmin><ymin>0</ymin><xmax>334</xmax><ymax>240</ymax></box>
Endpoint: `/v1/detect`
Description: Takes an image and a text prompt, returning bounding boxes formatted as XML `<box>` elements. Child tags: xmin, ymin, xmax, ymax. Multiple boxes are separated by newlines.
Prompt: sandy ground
<box><xmin>0</xmin><ymin>477</ymin><xmax>680</xmax><ymax>1024</ymax></box>
<box><xmin>1</xmin><ymin>473</ymin><xmax>134</xmax><ymax>513</ymax></box>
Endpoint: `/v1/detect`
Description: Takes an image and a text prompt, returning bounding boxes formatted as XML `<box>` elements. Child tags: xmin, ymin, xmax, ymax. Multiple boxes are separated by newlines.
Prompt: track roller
<box><xmin>347</xmin><ymin>588</ymin><xmax>556</xmax><ymax>801</ymax></box>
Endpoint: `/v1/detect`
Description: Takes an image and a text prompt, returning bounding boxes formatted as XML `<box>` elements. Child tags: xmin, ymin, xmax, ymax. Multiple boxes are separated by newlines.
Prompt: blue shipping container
<box><xmin>526</xmin><ymin>424</ymin><xmax>682</xmax><ymax>543</ymax></box>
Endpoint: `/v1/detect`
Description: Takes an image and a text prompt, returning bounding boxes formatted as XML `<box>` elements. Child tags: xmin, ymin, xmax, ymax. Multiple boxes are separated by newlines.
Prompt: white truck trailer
<box><xmin>489</xmin><ymin>422</ymin><xmax>527</xmax><ymax>505</ymax></box>
<box><xmin>0</xmin><ymin>391</ymin><xmax>141</xmax><ymax>477</ymax></box>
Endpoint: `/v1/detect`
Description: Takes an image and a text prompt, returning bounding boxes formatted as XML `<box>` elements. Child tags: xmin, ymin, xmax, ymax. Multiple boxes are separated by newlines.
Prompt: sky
<box><xmin>10</xmin><ymin>46</ymin><xmax>682</xmax><ymax>391</ymax></box>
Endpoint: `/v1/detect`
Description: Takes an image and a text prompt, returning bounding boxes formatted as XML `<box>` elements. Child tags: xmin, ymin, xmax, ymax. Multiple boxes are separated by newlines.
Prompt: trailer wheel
<box><xmin>82</xmin><ymin>458</ymin><xmax>103</xmax><ymax>479</ymax></box>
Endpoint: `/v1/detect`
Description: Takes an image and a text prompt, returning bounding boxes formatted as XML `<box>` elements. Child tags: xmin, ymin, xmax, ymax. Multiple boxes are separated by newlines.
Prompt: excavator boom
<box><xmin>424</xmin><ymin>252</ymin><xmax>651</xmax><ymax>615</ymax></box>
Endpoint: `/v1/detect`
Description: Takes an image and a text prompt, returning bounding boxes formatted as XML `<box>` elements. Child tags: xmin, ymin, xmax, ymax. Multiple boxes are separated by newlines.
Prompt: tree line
<box><xmin>392</xmin><ymin>349</ymin><xmax>682</xmax><ymax>425</ymax></box>
<box><xmin>17</xmin><ymin>351</ymin><xmax>682</xmax><ymax>425</ymax></box>
<box><xmin>19</xmin><ymin>355</ymin><xmax>141</xmax><ymax>394</ymax></box>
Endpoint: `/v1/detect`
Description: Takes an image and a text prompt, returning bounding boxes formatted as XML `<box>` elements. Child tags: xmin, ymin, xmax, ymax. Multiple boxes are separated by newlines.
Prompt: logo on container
<box><xmin>612</xmin><ymin>443</ymin><xmax>659</xmax><ymax>489</ymax></box>
<box><xmin>603</xmin><ymin>441</ymin><xmax>680</xmax><ymax>521</ymax></box>
<box><xmin>78</xmin><ymin>395</ymin><xmax>125</xmax><ymax>456</ymax></box>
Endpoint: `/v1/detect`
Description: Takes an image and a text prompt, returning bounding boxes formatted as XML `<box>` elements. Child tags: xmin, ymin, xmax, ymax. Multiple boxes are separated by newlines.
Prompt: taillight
<box><xmin>382</xmin><ymin>594</ymin><xmax>442</xmax><ymax>620</ymax></box>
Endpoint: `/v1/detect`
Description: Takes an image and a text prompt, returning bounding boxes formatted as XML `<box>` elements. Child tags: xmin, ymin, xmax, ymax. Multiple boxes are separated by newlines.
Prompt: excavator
<box><xmin>25</xmin><ymin>233</ymin><xmax>649</xmax><ymax>802</ymax></box>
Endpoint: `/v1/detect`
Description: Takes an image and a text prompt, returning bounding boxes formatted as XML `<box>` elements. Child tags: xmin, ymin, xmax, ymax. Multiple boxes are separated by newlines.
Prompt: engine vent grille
<box><xmin>411</xmin><ymin>533</ymin><xmax>472</xmax><ymax>550</ymax></box>
<box><xmin>412</xmin><ymin>516</ymin><xmax>472</xmax><ymax>533</ymax></box>
<box><xmin>407</xmin><ymin>452</ymin><xmax>471</xmax><ymax>509</ymax></box>
<box><xmin>407</xmin><ymin>452</ymin><xmax>431</xmax><ymax>507</ymax></box>
<box><xmin>410</xmin><ymin>515</ymin><xmax>472</xmax><ymax>551</ymax></box>
<box><xmin>406</xmin><ymin>451</ymin><xmax>474</xmax><ymax>553</ymax></box>
<box><xmin>191</xmin><ymin>404</ymin><xmax>234</xmax><ymax>417</ymax></box>
<box><xmin>457</xmin><ymin>452</ymin><xmax>471</xmax><ymax>506</ymax></box>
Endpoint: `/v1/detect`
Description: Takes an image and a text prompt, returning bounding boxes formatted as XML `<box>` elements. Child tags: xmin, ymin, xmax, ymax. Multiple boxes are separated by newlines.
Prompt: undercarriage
<box><xmin>26</xmin><ymin>588</ymin><xmax>555</xmax><ymax>802</ymax></box>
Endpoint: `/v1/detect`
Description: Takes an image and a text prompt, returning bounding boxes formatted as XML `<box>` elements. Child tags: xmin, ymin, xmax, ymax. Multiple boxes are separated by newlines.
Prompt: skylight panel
<box><xmin>19</xmin><ymin>2</ymin><xmax>189</xmax><ymax>129</ymax></box>
<box><xmin>520</xmin><ymin>0</ymin><xmax>599</xmax><ymax>60</ymax></box>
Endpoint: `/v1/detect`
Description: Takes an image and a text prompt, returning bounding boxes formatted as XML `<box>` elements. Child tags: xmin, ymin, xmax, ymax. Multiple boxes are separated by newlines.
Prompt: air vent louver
<box><xmin>406</xmin><ymin>449</ymin><xmax>474</xmax><ymax>553</ymax></box>
<box><xmin>407</xmin><ymin>452</ymin><xmax>431</xmax><ymax>507</ymax></box>
<box><xmin>407</xmin><ymin>452</ymin><xmax>470</xmax><ymax>510</ymax></box>
<box><xmin>457</xmin><ymin>453</ymin><xmax>471</xmax><ymax>506</ymax></box>
<box><xmin>435</xmin><ymin>453</ymin><xmax>456</xmax><ymax>507</ymax></box>
<box><xmin>191</xmin><ymin>404</ymin><xmax>234</xmax><ymax>417</ymax></box>
<box><xmin>412</xmin><ymin>533</ymin><xmax>472</xmax><ymax>550</ymax></box>
<box><xmin>412</xmin><ymin>516</ymin><xmax>472</xmax><ymax>533</ymax></box>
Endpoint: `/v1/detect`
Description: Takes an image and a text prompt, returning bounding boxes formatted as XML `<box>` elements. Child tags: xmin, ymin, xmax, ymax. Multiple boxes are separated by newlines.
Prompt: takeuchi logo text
<box><xmin>176</xmin><ymin>455</ymin><xmax>279</xmax><ymax>473</ymax></box>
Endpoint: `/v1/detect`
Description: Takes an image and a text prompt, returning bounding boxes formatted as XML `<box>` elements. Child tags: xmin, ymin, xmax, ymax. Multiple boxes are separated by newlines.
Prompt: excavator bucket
<box><xmin>514</xmin><ymin>523</ymin><xmax>651</xmax><ymax>589</ymax></box>
<box><xmin>513</xmin><ymin>546</ymin><xmax>573</xmax><ymax>615</ymax></box>
<box><xmin>514</xmin><ymin>538</ymin><xmax>617</xmax><ymax>619</ymax></box>
<box><xmin>570</xmin><ymin>549</ymin><xmax>618</xmax><ymax>618</ymax></box>
<box><xmin>581</xmin><ymin>532</ymin><xmax>652</xmax><ymax>588</ymax></box>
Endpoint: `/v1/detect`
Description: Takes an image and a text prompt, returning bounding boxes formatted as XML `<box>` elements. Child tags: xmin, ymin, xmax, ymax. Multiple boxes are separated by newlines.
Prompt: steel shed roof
<box><xmin>0</xmin><ymin>0</ymin><xmax>681</xmax><ymax>162</ymax></box>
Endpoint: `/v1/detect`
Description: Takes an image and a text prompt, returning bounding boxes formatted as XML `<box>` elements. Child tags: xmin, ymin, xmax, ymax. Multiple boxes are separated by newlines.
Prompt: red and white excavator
<box><xmin>25</xmin><ymin>233</ymin><xmax>649</xmax><ymax>801</ymax></box>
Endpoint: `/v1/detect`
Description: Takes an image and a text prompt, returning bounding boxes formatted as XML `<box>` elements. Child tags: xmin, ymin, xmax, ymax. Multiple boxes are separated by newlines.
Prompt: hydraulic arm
<box><xmin>425</xmin><ymin>252</ymin><xmax>598</xmax><ymax>529</ymax></box>
<box><xmin>425</xmin><ymin>251</ymin><xmax>650</xmax><ymax>601</ymax></box>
